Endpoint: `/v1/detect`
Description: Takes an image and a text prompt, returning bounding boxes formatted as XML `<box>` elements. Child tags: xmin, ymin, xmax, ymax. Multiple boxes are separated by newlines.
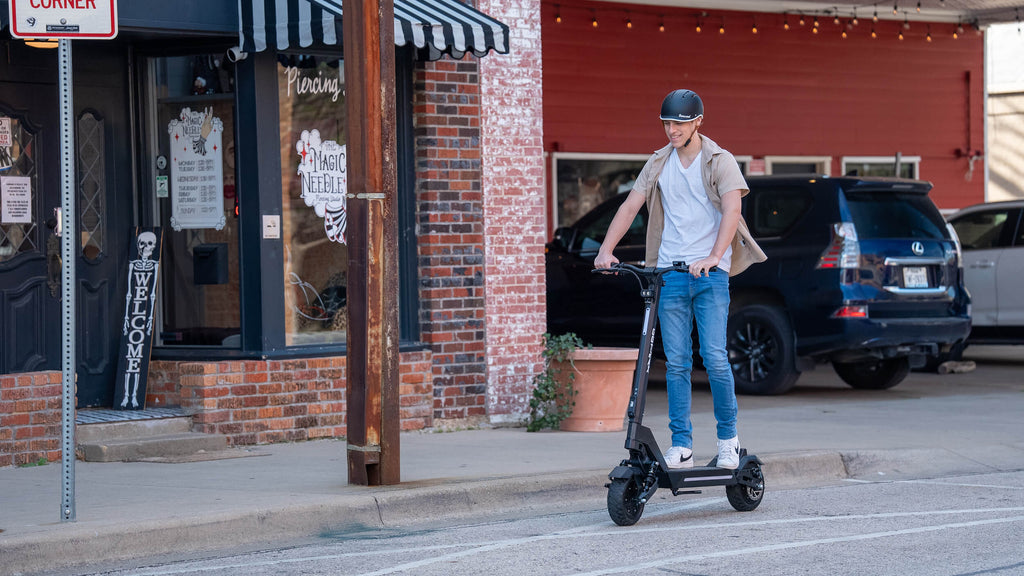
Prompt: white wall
<box><xmin>986</xmin><ymin>23</ymin><xmax>1024</xmax><ymax>201</ymax></box>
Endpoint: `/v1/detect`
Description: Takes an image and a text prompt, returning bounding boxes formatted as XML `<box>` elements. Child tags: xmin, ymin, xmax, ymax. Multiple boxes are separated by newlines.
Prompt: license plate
<box><xmin>902</xmin><ymin>266</ymin><xmax>928</xmax><ymax>288</ymax></box>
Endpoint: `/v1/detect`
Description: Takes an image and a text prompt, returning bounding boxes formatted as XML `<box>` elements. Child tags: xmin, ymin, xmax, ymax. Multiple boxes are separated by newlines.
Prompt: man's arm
<box><xmin>688</xmin><ymin>188</ymin><xmax>742</xmax><ymax>277</ymax></box>
<box><xmin>594</xmin><ymin>189</ymin><xmax>646</xmax><ymax>269</ymax></box>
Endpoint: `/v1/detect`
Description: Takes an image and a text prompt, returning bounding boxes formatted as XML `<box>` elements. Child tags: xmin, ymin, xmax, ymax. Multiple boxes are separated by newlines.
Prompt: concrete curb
<box><xmin>759</xmin><ymin>450</ymin><xmax>849</xmax><ymax>488</ymax></box>
<box><xmin>0</xmin><ymin>471</ymin><xmax>610</xmax><ymax>576</ymax></box>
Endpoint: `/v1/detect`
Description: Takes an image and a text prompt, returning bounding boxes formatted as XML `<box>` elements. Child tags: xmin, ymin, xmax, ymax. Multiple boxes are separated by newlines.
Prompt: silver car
<box><xmin>948</xmin><ymin>200</ymin><xmax>1024</xmax><ymax>343</ymax></box>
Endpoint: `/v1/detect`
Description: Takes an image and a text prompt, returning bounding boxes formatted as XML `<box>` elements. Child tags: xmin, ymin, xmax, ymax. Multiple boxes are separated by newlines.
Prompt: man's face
<box><xmin>663</xmin><ymin>118</ymin><xmax>702</xmax><ymax>149</ymax></box>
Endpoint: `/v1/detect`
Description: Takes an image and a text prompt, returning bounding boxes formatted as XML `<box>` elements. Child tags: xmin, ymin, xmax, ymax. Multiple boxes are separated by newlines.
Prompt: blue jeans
<box><xmin>658</xmin><ymin>269</ymin><xmax>737</xmax><ymax>448</ymax></box>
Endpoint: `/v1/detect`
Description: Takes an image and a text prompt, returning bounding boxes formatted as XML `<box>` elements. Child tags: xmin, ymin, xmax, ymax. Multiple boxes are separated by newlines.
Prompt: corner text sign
<box><xmin>9</xmin><ymin>0</ymin><xmax>118</xmax><ymax>39</ymax></box>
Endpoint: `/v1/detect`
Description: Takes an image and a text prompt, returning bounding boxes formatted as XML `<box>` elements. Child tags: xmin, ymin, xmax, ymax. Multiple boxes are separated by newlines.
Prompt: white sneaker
<box><xmin>663</xmin><ymin>446</ymin><xmax>693</xmax><ymax>469</ymax></box>
<box><xmin>716</xmin><ymin>437</ymin><xmax>740</xmax><ymax>469</ymax></box>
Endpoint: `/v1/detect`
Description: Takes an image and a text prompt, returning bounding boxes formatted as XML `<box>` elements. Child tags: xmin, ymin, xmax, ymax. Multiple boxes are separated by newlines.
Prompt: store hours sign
<box><xmin>168</xmin><ymin>107</ymin><xmax>225</xmax><ymax>231</ymax></box>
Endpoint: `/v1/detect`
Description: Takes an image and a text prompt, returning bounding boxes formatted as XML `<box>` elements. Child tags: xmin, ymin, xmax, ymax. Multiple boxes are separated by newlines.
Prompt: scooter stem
<box><xmin>624</xmin><ymin>271</ymin><xmax>664</xmax><ymax>451</ymax></box>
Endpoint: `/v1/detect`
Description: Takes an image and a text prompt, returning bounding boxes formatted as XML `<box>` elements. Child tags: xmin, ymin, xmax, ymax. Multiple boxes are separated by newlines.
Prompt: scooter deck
<box><xmin>660</xmin><ymin>458</ymin><xmax>754</xmax><ymax>493</ymax></box>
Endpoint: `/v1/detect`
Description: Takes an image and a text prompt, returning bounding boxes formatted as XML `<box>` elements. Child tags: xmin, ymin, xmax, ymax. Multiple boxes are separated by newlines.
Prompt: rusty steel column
<box><xmin>343</xmin><ymin>0</ymin><xmax>400</xmax><ymax>486</ymax></box>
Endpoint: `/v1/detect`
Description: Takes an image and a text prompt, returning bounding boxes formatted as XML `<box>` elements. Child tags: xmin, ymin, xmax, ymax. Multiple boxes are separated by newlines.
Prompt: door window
<box><xmin>951</xmin><ymin>209</ymin><xmax>1017</xmax><ymax>250</ymax></box>
<box><xmin>77</xmin><ymin>111</ymin><xmax>106</xmax><ymax>261</ymax></box>
<box><xmin>0</xmin><ymin>114</ymin><xmax>39</xmax><ymax>262</ymax></box>
<box><xmin>748</xmin><ymin>188</ymin><xmax>812</xmax><ymax>238</ymax></box>
<box><xmin>144</xmin><ymin>54</ymin><xmax>240</xmax><ymax>347</ymax></box>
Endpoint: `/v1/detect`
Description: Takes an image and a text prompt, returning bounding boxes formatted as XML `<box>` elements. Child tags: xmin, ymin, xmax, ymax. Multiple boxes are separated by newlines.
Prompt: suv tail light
<box><xmin>817</xmin><ymin>222</ymin><xmax>860</xmax><ymax>269</ymax></box>
<box><xmin>832</xmin><ymin>304</ymin><xmax>868</xmax><ymax>318</ymax></box>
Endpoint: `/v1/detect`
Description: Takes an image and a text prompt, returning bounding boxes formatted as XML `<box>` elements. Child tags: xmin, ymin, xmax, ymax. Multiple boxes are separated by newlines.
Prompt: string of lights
<box><xmin>547</xmin><ymin>2</ymin><xmax>1005</xmax><ymax>41</ymax></box>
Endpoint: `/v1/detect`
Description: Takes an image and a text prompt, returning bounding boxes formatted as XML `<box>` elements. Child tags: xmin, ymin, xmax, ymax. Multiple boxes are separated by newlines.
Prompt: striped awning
<box><xmin>239</xmin><ymin>0</ymin><xmax>509</xmax><ymax>61</ymax></box>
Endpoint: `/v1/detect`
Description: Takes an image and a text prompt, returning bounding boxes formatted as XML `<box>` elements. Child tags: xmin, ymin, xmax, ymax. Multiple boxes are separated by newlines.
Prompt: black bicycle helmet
<box><xmin>659</xmin><ymin>89</ymin><xmax>704</xmax><ymax>122</ymax></box>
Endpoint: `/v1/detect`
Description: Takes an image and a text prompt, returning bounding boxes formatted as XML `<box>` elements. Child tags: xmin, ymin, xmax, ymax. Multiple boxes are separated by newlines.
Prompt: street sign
<box><xmin>8</xmin><ymin>0</ymin><xmax>118</xmax><ymax>39</ymax></box>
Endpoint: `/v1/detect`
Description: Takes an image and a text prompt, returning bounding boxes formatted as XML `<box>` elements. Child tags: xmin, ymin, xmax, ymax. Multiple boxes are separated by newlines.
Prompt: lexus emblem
<box><xmin>911</xmin><ymin>241</ymin><xmax>924</xmax><ymax>256</ymax></box>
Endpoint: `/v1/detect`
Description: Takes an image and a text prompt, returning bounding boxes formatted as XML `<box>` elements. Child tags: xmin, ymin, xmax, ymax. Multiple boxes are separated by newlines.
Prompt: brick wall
<box><xmin>0</xmin><ymin>371</ymin><xmax>62</xmax><ymax>467</ymax></box>
<box><xmin>0</xmin><ymin>352</ymin><xmax>433</xmax><ymax>467</ymax></box>
<box><xmin>174</xmin><ymin>350</ymin><xmax>432</xmax><ymax>445</ymax></box>
<box><xmin>478</xmin><ymin>0</ymin><xmax>547</xmax><ymax>424</ymax></box>
<box><xmin>147</xmin><ymin>360</ymin><xmax>182</xmax><ymax>408</ymax></box>
<box><xmin>414</xmin><ymin>58</ymin><xmax>489</xmax><ymax>426</ymax></box>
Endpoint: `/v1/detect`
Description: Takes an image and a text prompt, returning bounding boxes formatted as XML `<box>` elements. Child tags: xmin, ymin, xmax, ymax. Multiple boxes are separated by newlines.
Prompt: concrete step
<box><xmin>78</xmin><ymin>431</ymin><xmax>230</xmax><ymax>462</ymax></box>
<box><xmin>77</xmin><ymin>415</ymin><xmax>230</xmax><ymax>462</ymax></box>
<box><xmin>77</xmin><ymin>416</ymin><xmax>192</xmax><ymax>444</ymax></box>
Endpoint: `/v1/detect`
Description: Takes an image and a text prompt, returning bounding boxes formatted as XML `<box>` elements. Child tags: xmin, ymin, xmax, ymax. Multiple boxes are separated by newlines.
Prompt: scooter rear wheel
<box><xmin>607</xmin><ymin>478</ymin><xmax>645</xmax><ymax>526</ymax></box>
<box><xmin>726</xmin><ymin>460</ymin><xmax>765</xmax><ymax>512</ymax></box>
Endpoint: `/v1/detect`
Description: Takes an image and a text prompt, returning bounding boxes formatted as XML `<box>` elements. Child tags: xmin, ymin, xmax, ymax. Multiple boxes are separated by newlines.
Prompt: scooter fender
<box><xmin>737</xmin><ymin>453</ymin><xmax>762</xmax><ymax>468</ymax></box>
<box><xmin>608</xmin><ymin>465</ymin><xmax>642</xmax><ymax>481</ymax></box>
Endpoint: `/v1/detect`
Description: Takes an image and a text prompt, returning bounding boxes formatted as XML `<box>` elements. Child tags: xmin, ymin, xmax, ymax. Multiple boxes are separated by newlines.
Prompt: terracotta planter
<box><xmin>557</xmin><ymin>347</ymin><xmax>639</xmax><ymax>432</ymax></box>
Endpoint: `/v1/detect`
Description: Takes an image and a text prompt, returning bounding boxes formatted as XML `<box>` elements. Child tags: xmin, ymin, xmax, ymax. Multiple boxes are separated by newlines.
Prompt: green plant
<box><xmin>527</xmin><ymin>332</ymin><xmax>591</xmax><ymax>432</ymax></box>
<box><xmin>18</xmin><ymin>457</ymin><xmax>48</xmax><ymax>468</ymax></box>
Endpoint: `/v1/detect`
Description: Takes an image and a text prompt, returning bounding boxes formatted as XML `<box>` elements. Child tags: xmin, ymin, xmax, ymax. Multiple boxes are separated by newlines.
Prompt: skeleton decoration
<box><xmin>116</xmin><ymin>229</ymin><xmax>162</xmax><ymax>409</ymax></box>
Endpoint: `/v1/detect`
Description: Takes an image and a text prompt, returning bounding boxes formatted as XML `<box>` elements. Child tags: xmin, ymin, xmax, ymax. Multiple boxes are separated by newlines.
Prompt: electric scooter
<box><xmin>597</xmin><ymin>262</ymin><xmax>765</xmax><ymax>526</ymax></box>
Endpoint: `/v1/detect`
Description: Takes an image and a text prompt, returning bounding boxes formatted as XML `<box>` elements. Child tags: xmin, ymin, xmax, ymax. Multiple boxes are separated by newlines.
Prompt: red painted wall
<box><xmin>542</xmin><ymin>0</ymin><xmax>985</xmax><ymax>211</ymax></box>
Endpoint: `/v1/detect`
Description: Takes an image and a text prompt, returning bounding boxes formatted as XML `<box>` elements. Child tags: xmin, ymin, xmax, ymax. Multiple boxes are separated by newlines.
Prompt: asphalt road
<box><xmin>65</xmin><ymin>470</ymin><xmax>1024</xmax><ymax>576</ymax></box>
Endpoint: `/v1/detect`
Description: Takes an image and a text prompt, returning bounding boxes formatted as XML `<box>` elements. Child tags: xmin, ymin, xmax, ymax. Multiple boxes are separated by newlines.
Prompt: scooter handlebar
<box><xmin>592</xmin><ymin>261</ymin><xmax>715</xmax><ymax>280</ymax></box>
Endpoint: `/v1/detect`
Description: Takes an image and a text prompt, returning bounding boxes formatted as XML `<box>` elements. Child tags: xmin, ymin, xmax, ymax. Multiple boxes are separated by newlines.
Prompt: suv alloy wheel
<box><xmin>727</xmin><ymin>304</ymin><xmax>799</xmax><ymax>395</ymax></box>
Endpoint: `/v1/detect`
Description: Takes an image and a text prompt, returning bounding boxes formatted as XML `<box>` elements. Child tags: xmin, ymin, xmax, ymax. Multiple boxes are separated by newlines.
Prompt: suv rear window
<box><xmin>844</xmin><ymin>192</ymin><xmax>948</xmax><ymax>240</ymax></box>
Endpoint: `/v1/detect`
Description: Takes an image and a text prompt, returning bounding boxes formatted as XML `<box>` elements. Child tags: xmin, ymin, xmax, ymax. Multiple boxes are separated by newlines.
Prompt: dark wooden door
<box><xmin>0</xmin><ymin>42</ymin><xmax>133</xmax><ymax>408</ymax></box>
<box><xmin>72</xmin><ymin>44</ymin><xmax>133</xmax><ymax>407</ymax></box>
<box><xmin>0</xmin><ymin>77</ymin><xmax>61</xmax><ymax>376</ymax></box>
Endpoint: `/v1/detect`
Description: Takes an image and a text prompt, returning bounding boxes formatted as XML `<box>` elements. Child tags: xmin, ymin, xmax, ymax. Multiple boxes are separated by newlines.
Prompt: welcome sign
<box><xmin>113</xmin><ymin>228</ymin><xmax>162</xmax><ymax>410</ymax></box>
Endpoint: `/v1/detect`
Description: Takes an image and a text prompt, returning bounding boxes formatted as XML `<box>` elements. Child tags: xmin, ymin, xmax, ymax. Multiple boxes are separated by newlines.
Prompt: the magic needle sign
<box><xmin>8</xmin><ymin>0</ymin><xmax>118</xmax><ymax>39</ymax></box>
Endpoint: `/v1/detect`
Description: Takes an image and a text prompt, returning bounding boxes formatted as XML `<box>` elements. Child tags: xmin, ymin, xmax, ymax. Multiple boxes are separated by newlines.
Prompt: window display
<box><xmin>278</xmin><ymin>55</ymin><xmax>348</xmax><ymax>345</ymax></box>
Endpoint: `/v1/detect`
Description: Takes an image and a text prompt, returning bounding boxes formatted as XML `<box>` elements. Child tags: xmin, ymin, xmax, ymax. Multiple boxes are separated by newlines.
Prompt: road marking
<box><xmin>119</xmin><ymin>506</ymin><xmax>1024</xmax><ymax>576</ymax></box>
<box><xmin>898</xmin><ymin>479</ymin><xmax>1024</xmax><ymax>491</ymax></box>
<box><xmin>573</xmin><ymin>514</ymin><xmax>1024</xmax><ymax>576</ymax></box>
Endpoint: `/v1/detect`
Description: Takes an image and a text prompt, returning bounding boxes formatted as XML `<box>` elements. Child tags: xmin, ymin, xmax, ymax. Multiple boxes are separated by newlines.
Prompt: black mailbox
<box><xmin>193</xmin><ymin>243</ymin><xmax>229</xmax><ymax>285</ymax></box>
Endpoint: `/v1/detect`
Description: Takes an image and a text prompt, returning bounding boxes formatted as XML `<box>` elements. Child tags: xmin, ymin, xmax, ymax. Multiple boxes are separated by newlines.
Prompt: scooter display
<box><xmin>597</xmin><ymin>262</ymin><xmax>765</xmax><ymax>526</ymax></box>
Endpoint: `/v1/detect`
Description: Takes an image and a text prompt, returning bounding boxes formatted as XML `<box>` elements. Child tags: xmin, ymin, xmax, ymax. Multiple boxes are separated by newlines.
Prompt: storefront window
<box><xmin>146</xmin><ymin>54</ymin><xmax>241</xmax><ymax>347</ymax></box>
<box><xmin>551</xmin><ymin>153</ymin><xmax>647</xmax><ymax>228</ymax></box>
<box><xmin>278</xmin><ymin>55</ymin><xmax>348</xmax><ymax>346</ymax></box>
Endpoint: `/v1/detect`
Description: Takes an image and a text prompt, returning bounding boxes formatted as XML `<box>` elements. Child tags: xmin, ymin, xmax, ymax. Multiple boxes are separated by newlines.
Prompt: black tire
<box><xmin>832</xmin><ymin>357</ymin><xmax>910</xmax><ymax>390</ymax></box>
<box><xmin>728</xmin><ymin>304</ymin><xmax>800</xmax><ymax>395</ymax></box>
<box><xmin>607</xmin><ymin>478</ymin><xmax>645</xmax><ymax>526</ymax></box>
<box><xmin>726</xmin><ymin>461</ymin><xmax>765</xmax><ymax>512</ymax></box>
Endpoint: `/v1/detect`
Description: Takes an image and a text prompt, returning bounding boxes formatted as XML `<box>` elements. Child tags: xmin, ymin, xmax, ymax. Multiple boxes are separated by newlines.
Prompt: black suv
<box><xmin>546</xmin><ymin>175</ymin><xmax>971</xmax><ymax>395</ymax></box>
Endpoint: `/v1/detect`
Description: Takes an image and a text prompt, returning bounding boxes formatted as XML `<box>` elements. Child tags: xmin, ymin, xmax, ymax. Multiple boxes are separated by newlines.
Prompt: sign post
<box><xmin>8</xmin><ymin>0</ymin><xmax>118</xmax><ymax>523</ymax></box>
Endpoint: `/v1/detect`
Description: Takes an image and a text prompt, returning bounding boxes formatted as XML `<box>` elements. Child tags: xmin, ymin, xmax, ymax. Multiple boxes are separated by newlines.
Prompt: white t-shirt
<box><xmin>657</xmin><ymin>149</ymin><xmax>732</xmax><ymax>272</ymax></box>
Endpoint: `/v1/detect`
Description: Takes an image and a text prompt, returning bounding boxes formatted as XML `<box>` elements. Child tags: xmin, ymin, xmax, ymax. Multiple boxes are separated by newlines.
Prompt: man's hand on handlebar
<box><xmin>687</xmin><ymin>256</ymin><xmax>721</xmax><ymax>278</ymax></box>
<box><xmin>594</xmin><ymin>250</ymin><xmax>619</xmax><ymax>270</ymax></box>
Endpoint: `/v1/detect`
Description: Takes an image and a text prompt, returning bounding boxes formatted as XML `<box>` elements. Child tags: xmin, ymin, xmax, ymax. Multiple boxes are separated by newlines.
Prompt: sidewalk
<box><xmin>3</xmin><ymin>347</ymin><xmax>1024</xmax><ymax>575</ymax></box>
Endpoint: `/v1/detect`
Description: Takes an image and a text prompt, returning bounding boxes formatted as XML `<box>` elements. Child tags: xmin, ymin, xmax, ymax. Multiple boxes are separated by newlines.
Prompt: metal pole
<box><xmin>343</xmin><ymin>0</ymin><xmax>400</xmax><ymax>486</ymax></box>
<box><xmin>58</xmin><ymin>38</ymin><xmax>77</xmax><ymax>523</ymax></box>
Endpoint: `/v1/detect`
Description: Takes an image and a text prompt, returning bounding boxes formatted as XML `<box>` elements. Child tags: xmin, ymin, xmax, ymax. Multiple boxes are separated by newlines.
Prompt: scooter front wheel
<box><xmin>726</xmin><ymin>460</ymin><xmax>765</xmax><ymax>512</ymax></box>
<box><xmin>607</xmin><ymin>478</ymin><xmax>646</xmax><ymax>526</ymax></box>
